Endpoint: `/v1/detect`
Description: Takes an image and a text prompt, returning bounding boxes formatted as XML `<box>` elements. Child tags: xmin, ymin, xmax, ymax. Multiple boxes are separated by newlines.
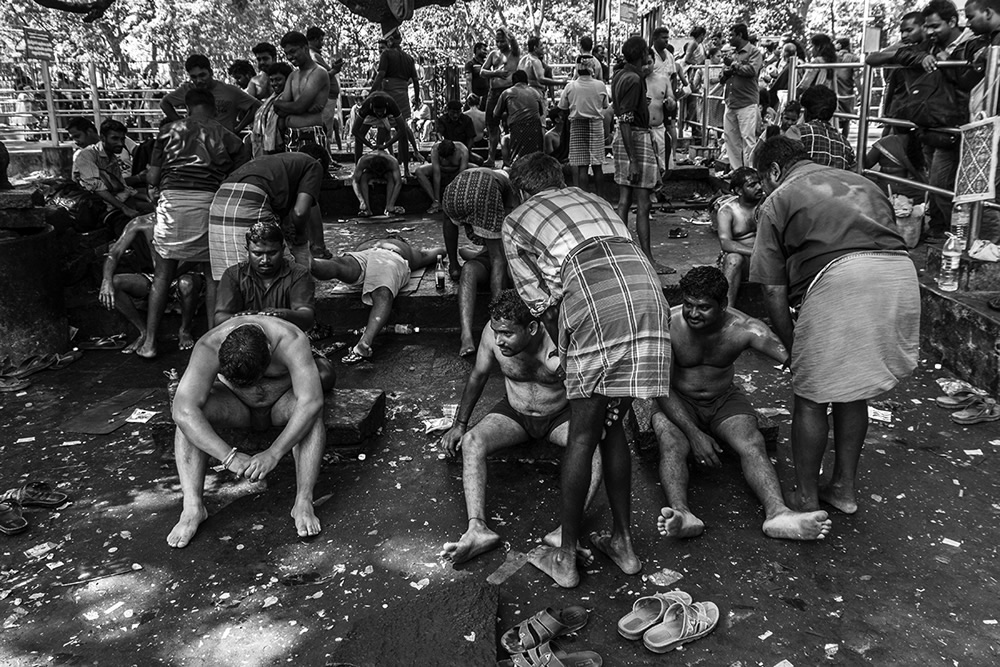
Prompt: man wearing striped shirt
<box><xmin>503</xmin><ymin>152</ymin><xmax>672</xmax><ymax>588</ymax></box>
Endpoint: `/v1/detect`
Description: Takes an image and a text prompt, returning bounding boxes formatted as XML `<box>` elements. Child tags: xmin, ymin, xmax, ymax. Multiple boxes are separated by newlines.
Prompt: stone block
<box><xmin>0</xmin><ymin>188</ymin><xmax>40</xmax><ymax>210</ymax></box>
<box><xmin>324</xmin><ymin>388</ymin><xmax>386</xmax><ymax>447</ymax></box>
<box><xmin>0</xmin><ymin>207</ymin><xmax>45</xmax><ymax>229</ymax></box>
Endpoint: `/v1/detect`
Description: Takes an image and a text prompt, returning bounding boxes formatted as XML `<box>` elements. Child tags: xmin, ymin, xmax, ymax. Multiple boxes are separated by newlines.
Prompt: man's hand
<box><xmin>99</xmin><ymin>279</ymin><xmax>115</xmax><ymax>310</ymax></box>
<box><xmin>122</xmin><ymin>206</ymin><xmax>140</xmax><ymax>219</ymax></box>
<box><xmin>227</xmin><ymin>452</ymin><xmax>253</xmax><ymax>477</ymax></box>
<box><xmin>244</xmin><ymin>449</ymin><xmax>280</xmax><ymax>481</ymax></box>
<box><xmin>440</xmin><ymin>424</ymin><xmax>466</xmax><ymax>458</ymax></box>
<box><xmin>689</xmin><ymin>431</ymin><xmax>723</xmax><ymax>468</ymax></box>
<box><xmin>628</xmin><ymin>162</ymin><xmax>641</xmax><ymax>184</ymax></box>
<box><xmin>921</xmin><ymin>54</ymin><xmax>938</xmax><ymax>72</ymax></box>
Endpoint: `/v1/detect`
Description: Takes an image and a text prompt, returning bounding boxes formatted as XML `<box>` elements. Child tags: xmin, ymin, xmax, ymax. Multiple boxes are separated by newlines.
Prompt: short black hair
<box><xmin>901</xmin><ymin>10</ymin><xmax>925</xmax><ymax>24</ymax></box>
<box><xmin>438</xmin><ymin>138</ymin><xmax>456</xmax><ymax>158</ymax></box>
<box><xmin>246</xmin><ymin>221</ymin><xmax>284</xmax><ymax>246</ymax></box>
<box><xmin>306</xmin><ymin>26</ymin><xmax>325</xmax><ymax>41</ymax></box>
<box><xmin>680</xmin><ymin>266</ymin><xmax>729</xmax><ymax>306</ymax></box>
<box><xmin>783</xmin><ymin>100</ymin><xmax>802</xmax><ymax>115</ymax></box>
<box><xmin>219</xmin><ymin>324</ymin><xmax>271</xmax><ymax>387</ymax></box>
<box><xmin>298</xmin><ymin>141</ymin><xmax>331</xmax><ymax>173</ymax></box>
<box><xmin>729</xmin><ymin>166</ymin><xmax>758</xmax><ymax>192</ymax></box>
<box><xmin>99</xmin><ymin>118</ymin><xmax>127</xmax><ymax>136</ymax></box>
<box><xmin>835</xmin><ymin>37</ymin><xmax>850</xmax><ymax>51</ymax></box>
<box><xmin>446</xmin><ymin>99</ymin><xmax>462</xmax><ymax>111</ymax></box>
<box><xmin>184</xmin><ymin>88</ymin><xmax>215</xmax><ymax>111</ymax></box>
<box><xmin>799</xmin><ymin>84</ymin><xmax>837</xmax><ymax>121</ymax></box>
<box><xmin>652</xmin><ymin>27</ymin><xmax>670</xmax><ymax>39</ymax></box>
<box><xmin>266</xmin><ymin>62</ymin><xmax>293</xmax><ymax>78</ymax></box>
<box><xmin>228</xmin><ymin>60</ymin><xmax>256</xmax><ymax>78</ymax></box>
<box><xmin>473</xmin><ymin>41</ymin><xmax>486</xmax><ymax>51</ymax></box>
<box><xmin>66</xmin><ymin>117</ymin><xmax>97</xmax><ymax>133</ymax></box>
<box><xmin>580</xmin><ymin>35</ymin><xmax>594</xmax><ymax>51</ymax></box>
<box><xmin>489</xmin><ymin>289</ymin><xmax>534</xmax><ymax>326</ymax></box>
<box><xmin>251</xmin><ymin>42</ymin><xmax>277</xmax><ymax>58</ymax></box>
<box><xmin>731</xmin><ymin>23</ymin><xmax>750</xmax><ymax>41</ymax></box>
<box><xmin>753</xmin><ymin>136</ymin><xmax>809</xmax><ymax>173</ymax></box>
<box><xmin>527</xmin><ymin>35</ymin><xmax>541</xmax><ymax>52</ymax></box>
<box><xmin>690</xmin><ymin>26</ymin><xmax>707</xmax><ymax>39</ymax></box>
<box><xmin>512</xmin><ymin>69</ymin><xmax>528</xmax><ymax>84</ymax></box>
<box><xmin>509</xmin><ymin>152</ymin><xmax>565</xmax><ymax>194</ymax></box>
<box><xmin>185</xmin><ymin>54</ymin><xmax>211</xmax><ymax>72</ymax></box>
<box><xmin>923</xmin><ymin>0</ymin><xmax>959</xmax><ymax>23</ymax></box>
<box><xmin>622</xmin><ymin>35</ymin><xmax>648</xmax><ymax>64</ymax></box>
<box><xmin>281</xmin><ymin>31</ymin><xmax>309</xmax><ymax>48</ymax></box>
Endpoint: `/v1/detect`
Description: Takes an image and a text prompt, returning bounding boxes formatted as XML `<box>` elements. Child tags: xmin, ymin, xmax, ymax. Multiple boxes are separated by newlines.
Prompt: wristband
<box><xmin>222</xmin><ymin>447</ymin><xmax>238</xmax><ymax>469</ymax></box>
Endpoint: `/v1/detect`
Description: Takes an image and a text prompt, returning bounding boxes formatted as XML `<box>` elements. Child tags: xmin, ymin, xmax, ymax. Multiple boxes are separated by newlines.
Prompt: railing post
<box><xmin>787</xmin><ymin>56</ymin><xmax>799</xmax><ymax>103</ymax></box>
<box><xmin>701</xmin><ymin>59</ymin><xmax>709</xmax><ymax>144</ymax></box>
<box><xmin>856</xmin><ymin>62</ymin><xmax>873</xmax><ymax>175</ymax></box>
<box><xmin>88</xmin><ymin>62</ymin><xmax>102</xmax><ymax>129</ymax></box>
<box><xmin>969</xmin><ymin>45</ymin><xmax>1000</xmax><ymax>244</ymax></box>
<box><xmin>39</xmin><ymin>61</ymin><xmax>59</xmax><ymax>144</ymax></box>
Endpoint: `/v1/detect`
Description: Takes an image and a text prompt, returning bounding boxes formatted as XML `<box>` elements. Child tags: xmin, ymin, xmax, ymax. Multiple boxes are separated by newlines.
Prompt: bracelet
<box><xmin>454</xmin><ymin>419</ymin><xmax>468</xmax><ymax>428</ymax></box>
<box><xmin>222</xmin><ymin>447</ymin><xmax>238</xmax><ymax>469</ymax></box>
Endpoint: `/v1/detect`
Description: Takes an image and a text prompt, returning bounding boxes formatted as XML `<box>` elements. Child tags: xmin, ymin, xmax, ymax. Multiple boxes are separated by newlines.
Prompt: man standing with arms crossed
<box><xmin>721</xmin><ymin>24</ymin><xmax>762</xmax><ymax>170</ymax></box>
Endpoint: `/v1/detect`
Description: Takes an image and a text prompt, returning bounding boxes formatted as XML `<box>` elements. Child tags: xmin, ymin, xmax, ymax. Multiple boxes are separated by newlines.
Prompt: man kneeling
<box><xmin>439</xmin><ymin>290</ymin><xmax>601</xmax><ymax>565</ymax></box>
<box><xmin>168</xmin><ymin>315</ymin><xmax>326</xmax><ymax>547</ymax></box>
<box><xmin>653</xmin><ymin>267</ymin><xmax>831</xmax><ymax>541</ymax></box>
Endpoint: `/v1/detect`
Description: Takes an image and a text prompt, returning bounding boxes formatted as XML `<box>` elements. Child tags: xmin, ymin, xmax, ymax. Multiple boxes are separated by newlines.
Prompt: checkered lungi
<box><xmin>569</xmin><ymin>118</ymin><xmax>605</xmax><ymax>167</ymax></box>
<box><xmin>153</xmin><ymin>189</ymin><xmax>214</xmax><ymax>262</ymax></box>
<box><xmin>508</xmin><ymin>117</ymin><xmax>543</xmax><ymax>164</ymax></box>
<box><xmin>208</xmin><ymin>182</ymin><xmax>280</xmax><ymax>281</ymax></box>
<box><xmin>559</xmin><ymin>237</ymin><xmax>671</xmax><ymax>400</ymax></box>
<box><xmin>442</xmin><ymin>170</ymin><xmax>505</xmax><ymax>245</ymax></box>
<box><xmin>612</xmin><ymin>127</ymin><xmax>658</xmax><ymax>189</ymax></box>
<box><xmin>285</xmin><ymin>125</ymin><xmax>329</xmax><ymax>152</ymax></box>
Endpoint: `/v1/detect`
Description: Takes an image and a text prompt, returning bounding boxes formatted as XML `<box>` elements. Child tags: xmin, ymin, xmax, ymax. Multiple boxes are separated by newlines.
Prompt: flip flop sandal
<box><xmin>0</xmin><ymin>500</ymin><xmax>28</xmax><ymax>536</ymax></box>
<box><xmin>78</xmin><ymin>334</ymin><xmax>126</xmax><ymax>351</ymax></box>
<box><xmin>342</xmin><ymin>343</ymin><xmax>372</xmax><ymax>366</ymax></box>
<box><xmin>935</xmin><ymin>389</ymin><xmax>986</xmax><ymax>409</ymax></box>
<box><xmin>643</xmin><ymin>601</ymin><xmax>720</xmax><ymax>654</ymax></box>
<box><xmin>2</xmin><ymin>481</ymin><xmax>69</xmax><ymax>508</ymax></box>
<box><xmin>357</xmin><ymin>207</ymin><xmax>373</xmax><ymax>219</ymax></box>
<box><xmin>668</xmin><ymin>227</ymin><xmax>689</xmax><ymax>239</ymax></box>
<box><xmin>950</xmin><ymin>397</ymin><xmax>1000</xmax><ymax>425</ymax></box>
<box><xmin>618</xmin><ymin>590</ymin><xmax>694</xmax><ymax>640</ymax></box>
<box><xmin>0</xmin><ymin>376</ymin><xmax>30</xmax><ymax>393</ymax></box>
<box><xmin>500</xmin><ymin>606</ymin><xmax>590</xmax><ymax>654</ymax></box>
<box><xmin>50</xmin><ymin>348</ymin><xmax>83</xmax><ymax>371</ymax></box>
<box><xmin>386</xmin><ymin>206</ymin><xmax>406</xmax><ymax>215</ymax></box>
<box><xmin>7</xmin><ymin>354</ymin><xmax>56</xmax><ymax>379</ymax></box>
<box><xmin>499</xmin><ymin>641</ymin><xmax>603</xmax><ymax>667</ymax></box>
<box><xmin>427</xmin><ymin>202</ymin><xmax>442</xmax><ymax>214</ymax></box>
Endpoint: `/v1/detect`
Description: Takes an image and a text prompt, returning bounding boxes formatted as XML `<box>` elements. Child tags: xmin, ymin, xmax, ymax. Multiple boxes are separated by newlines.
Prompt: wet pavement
<box><xmin>2</xmin><ymin>209</ymin><xmax>1000</xmax><ymax>666</ymax></box>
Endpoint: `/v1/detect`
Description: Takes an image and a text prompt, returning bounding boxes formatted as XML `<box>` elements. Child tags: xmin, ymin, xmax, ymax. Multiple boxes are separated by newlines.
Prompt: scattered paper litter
<box><xmin>867</xmin><ymin>406</ymin><xmax>892</xmax><ymax>423</ymax></box>
<box><xmin>759</xmin><ymin>631</ymin><xmax>773</xmax><ymax>640</ymax></box>
<box><xmin>824</xmin><ymin>643</ymin><xmax>839</xmax><ymax>658</ymax></box>
<box><xmin>964</xmin><ymin>449</ymin><xmax>984</xmax><ymax>456</ymax></box>
<box><xmin>941</xmin><ymin>538</ymin><xmax>962</xmax><ymax>548</ymax></box>
<box><xmin>423</xmin><ymin>417</ymin><xmax>452</xmax><ymax>434</ymax></box>
<box><xmin>263</xmin><ymin>596</ymin><xmax>279</xmax><ymax>609</ymax></box>
<box><xmin>984</xmin><ymin>619</ymin><xmax>998</xmax><ymax>625</ymax></box>
<box><xmin>464</xmin><ymin>631</ymin><xmax>476</xmax><ymax>641</ymax></box>
<box><xmin>410</xmin><ymin>578</ymin><xmax>430</xmax><ymax>590</ymax></box>
<box><xmin>24</xmin><ymin>542</ymin><xmax>58</xmax><ymax>559</ymax></box>
<box><xmin>104</xmin><ymin>601</ymin><xmax>124</xmax><ymax>615</ymax></box>
<box><xmin>774</xmin><ymin>661</ymin><xmax>794</xmax><ymax>667</ymax></box>
<box><xmin>125</xmin><ymin>409</ymin><xmax>159</xmax><ymax>424</ymax></box>
<box><xmin>643</xmin><ymin>567</ymin><xmax>683</xmax><ymax>587</ymax></box>
<box><xmin>15</xmin><ymin>437</ymin><xmax>35</xmax><ymax>444</ymax></box>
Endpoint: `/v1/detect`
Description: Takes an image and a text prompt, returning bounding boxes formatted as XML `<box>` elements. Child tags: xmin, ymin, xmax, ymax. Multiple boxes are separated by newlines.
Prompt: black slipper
<box><xmin>0</xmin><ymin>500</ymin><xmax>28</xmax><ymax>535</ymax></box>
<box><xmin>989</xmin><ymin>296</ymin><xmax>1000</xmax><ymax>312</ymax></box>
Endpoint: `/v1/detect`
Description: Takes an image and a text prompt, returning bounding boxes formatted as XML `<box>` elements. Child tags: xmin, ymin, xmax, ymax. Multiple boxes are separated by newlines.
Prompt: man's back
<box><xmin>153</xmin><ymin>117</ymin><xmax>243</xmax><ymax>191</ymax></box>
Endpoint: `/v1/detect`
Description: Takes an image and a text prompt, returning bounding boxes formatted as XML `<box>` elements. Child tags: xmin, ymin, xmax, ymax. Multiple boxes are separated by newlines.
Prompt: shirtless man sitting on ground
<box><xmin>715</xmin><ymin>166</ymin><xmax>763</xmax><ymax>308</ymax></box>
<box><xmin>653</xmin><ymin>266</ymin><xmax>831</xmax><ymax>541</ymax></box>
<box><xmin>415</xmin><ymin>139</ymin><xmax>470</xmax><ymax>214</ymax></box>
<box><xmin>311</xmin><ymin>235</ymin><xmax>444</xmax><ymax>364</ymax></box>
<box><xmin>167</xmin><ymin>314</ymin><xmax>326</xmax><ymax>547</ymax></box>
<box><xmin>439</xmin><ymin>290</ymin><xmax>601</xmax><ymax>564</ymax></box>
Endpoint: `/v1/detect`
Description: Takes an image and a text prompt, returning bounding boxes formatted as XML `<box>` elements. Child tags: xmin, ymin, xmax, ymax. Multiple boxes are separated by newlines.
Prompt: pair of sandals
<box><xmin>617</xmin><ymin>590</ymin><xmax>720</xmax><ymax>653</ymax></box>
<box><xmin>0</xmin><ymin>481</ymin><xmax>71</xmax><ymax>536</ymax></box>
<box><xmin>499</xmin><ymin>606</ymin><xmax>601</xmax><ymax>666</ymax></box>
<box><xmin>0</xmin><ymin>350</ymin><xmax>84</xmax><ymax>393</ymax></box>
<box><xmin>357</xmin><ymin>206</ymin><xmax>406</xmax><ymax>218</ymax></box>
<box><xmin>935</xmin><ymin>389</ymin><xmax>1000</xmax><ymax>424</ymax></box>
<box><xmin>77</xmin><ymin>333</ymin><xmax>127</xmax><ymax>350</ymax></box>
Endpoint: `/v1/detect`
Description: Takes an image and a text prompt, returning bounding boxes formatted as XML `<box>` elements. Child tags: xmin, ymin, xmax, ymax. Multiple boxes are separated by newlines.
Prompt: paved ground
<box><xmin>2</xmin><ymin>210</ymin><xmax>1000</xmax><ymax>666</ymax></box>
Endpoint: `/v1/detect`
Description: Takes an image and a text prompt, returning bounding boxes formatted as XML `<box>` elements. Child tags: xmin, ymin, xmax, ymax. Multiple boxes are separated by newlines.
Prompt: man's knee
<box><xmin>460</xmin><ymin>429</ymin><xmax>486</xmax><ymax>457</ymax></box>
<box><xmin>651</xmin><ymin>411</ymin><xmax>690</xmax><ymax>454</ymax></box>
<box><xmin>723</xmin><ymin>252</ymin><xmax>744</xmax><ymax>271</ymax></box>
<box><xmin>176</xmin><ymin>274</ymin><xmax>197</xmax><ymax>297</ymax></box>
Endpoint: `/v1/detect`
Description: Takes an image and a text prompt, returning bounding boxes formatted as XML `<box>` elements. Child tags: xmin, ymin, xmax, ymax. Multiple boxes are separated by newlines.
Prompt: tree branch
<box><xmin>30</xmin><ymin>0</ymin><xmax>116</xmax><ymax>22</ymax></box>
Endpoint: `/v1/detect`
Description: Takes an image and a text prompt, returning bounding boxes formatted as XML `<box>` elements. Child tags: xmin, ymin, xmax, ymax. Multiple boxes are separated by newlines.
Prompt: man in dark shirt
<box><xmin>436</xmin><ymin>100</ymin><xmax>478</xmax><ymax>148</ymax></box>
<box><xmin>351</xmin><ymin>91</ymin><xmax>407</xmax><ymax>167</ymax></box>
<box><xmin>465</xmin><ymin>42</ymin><xmax>489</xmax><ymax>99</ymax></box>
<box><xmin>160</xmin><ymin>54</ymin><xmax>260</xmax><ymax>133</ymax></box>
<box><xmin>371</xmin><ymin>29</ymin><xmax>421</xmax><ymax>178</ymax></box>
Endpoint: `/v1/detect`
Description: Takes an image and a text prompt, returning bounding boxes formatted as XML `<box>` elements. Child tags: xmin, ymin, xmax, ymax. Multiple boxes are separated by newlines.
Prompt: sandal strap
<box><xmin>510</xmin><ymin>642</ymin><xmax>560</xmax><ymax>667</ymax></box>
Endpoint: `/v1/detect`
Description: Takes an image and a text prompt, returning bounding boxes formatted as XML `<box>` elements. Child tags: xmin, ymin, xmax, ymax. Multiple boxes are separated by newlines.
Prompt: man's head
<box><xmin>437</xmin><ymin>138</ymin><xmax>456</xmax><ymax>159</ymax></box>
<box><xmin>466</xmin><ymin>93</ymin><xmax>481</xmax><ymax>109</ymax></box>
<box><xmin>652</xmin><ymin>27</ymin><xmax>670</xmax><ymax>51</ymax></box>
<box><xmin>227</xmin><ymin>60</ymin><xmax>256</xmax><ymax>89</ymax></box>
<box><xmin>781</xmin><ymin>100</ymin><xmax>801</xmax><ymax>129</ymax></box>
<box><xmin>245</xmin><ymin>221</ymin><xmax>285</xmax><ymax>279</ymax></box>
<box><xmin>219</xmin><ymin>324</ymin><xmax>271</xmax><ymax>387</ymax></box>
<box><xmin>580</xmin><ymin>35</ymin><xmax>594</xmax><ymax>52</ymax></box>
<box><xmin>512</xmin><ymin>69</ymin><xmax>528</xmax><ymax>85</ymax></box>
<box><xmin>527</xmin><ymin>35</ymin><xmax>543</xmax><ymax>56</ymax></box>
<box><xmin>679</xmin><ymin>266</ymin><xmax>729</xmax><ymax>330</ymax></box>
<box><xmin>510</xmin><ymin>152</ymin><xmax>565</xmax><ymax>195</ymax></box>
<box><xmin>99</xmin><ymin>119</ymin><xmax>128</xmax><ymax>155</ymax></box>
<box><xmin>923</xmin><ymin>0</ymin><xmax>961</xmax><ymax>46</ymax></box>
<box><xmin>298</xmin><ymin>140</ymin><xmax>331</xmax><ymax>173</ymax></box>
<box><xmin>267</xmin><ymin>62</ymin><xmax>293</xmax><ymax>96</ymax></box>
<box><xmin>835</xmin><ymin>37</ymin><xmax>851</xmax><ymax>51</ymax></box>
<box><xmin>446</xmin><ymin>99</ymin><xmax>462</xmax><ymax>119</ymax></box>
<box><xmin>799</xmin><ymin>84</ymin><xmax>837</xmax><ymax>122</ymax></box>
<box><xmin>251</xmin><ymin>42</ymin><xmax>277</xmax><ymax>71</ymax></box>
<box><xmin>184</xmin><ymin>88</ymin><xmax>216</xmax><ymax>117</ymax></box>
<box><xmin>306</xmin><ymin>26</ymin><xmax>325</xmax><ymax>50</ymax></box>
<box><xmin>488</xmin><ymin>289</ymin><xmax>539</xmax><ymax>356</ymax></box>
<box><xmin>753</xmin><ymin>136</ymin><xmax>809</xmax><ymax>194</ymax></box>
<box><xmin>473</xmin><ymin>41</ymin><xmax>487</xmax><ymax>59</ymax></box>
<box><xmin>900</xmin><ymin>11</ymin><xmax>926</xmax><ymax>43</ymax></box>
<box><xmin>622</xmin><ymin>35</ymin><xmax>648</xmax><ymax>66</ymax></box>
<box><xmin>66</xmin><ymin>117</ymin><xmax>99</xmax><ymax>148</ymax></box>
<box><xmin>370</xmin><ymin>93</ymin><xmax>390</xmax><ymax>118</ymax></box>
<box><xmin>690</xmin><ymin>26</ymin><xmax>707</xmax><ymax>41</ymax></box>
<box><xmin>730</xmin><ymin>166</ymin><xmax>763</xmax><ymax>203</ymax></box>
<box><xmin>495</xmin><ymin>28</ymin><xmax>511</xmax><ymax>53</ymax></box>
<box><xmin>386</xmin><ymin>29</ymin><xmax>402</xmax><ymax>48</ymax></box>
<box><xmin>964</xmin><ymin>0</ymin><xmax>1000</xmax><ymax>35</ymax></box>
<box><xmin>281</xmin><ymin>31</ymin><xmax>312</xmax><ymax>68</ymax></box>
<box><xmin>729</xmin><ymin>23</ymin><xmax>749</xmax><ymax>48</ymax></box>
<box><xmin>185</xmin><ymin>54</ymin><xmax>213</xmax><ymax>89</ymax></box>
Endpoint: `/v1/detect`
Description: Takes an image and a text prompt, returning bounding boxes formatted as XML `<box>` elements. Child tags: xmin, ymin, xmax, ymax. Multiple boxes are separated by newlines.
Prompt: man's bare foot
<box><xmin>178</xmin><ymin>331</ymin><xmax>195</xmax><ymax>351</ymax></box>
<box><xmin>167</xmin><ymin>505</ymin><xmax>208</xmax><ymax>548</ymax></box>
<box><xmin>291</xmin><ymin>500</ymin><xmax>322</xmax><ymax>537</ymax></box>
<box><xmin>122</xmin><ymin>333</ymin><xmax>146</xmax><ymax>354</ymax></box>
<box><xmin>652</xmin><ymin>261</ymin><xmax>676</xmax><ymax>275</ymax></box>
<box><xmin>589</xmin><ymin>530</ymin><xmax>642</xmax><ymax>575</ymax></box>
<box><xmin>440</xmin><ymin>521</ymin><xmax>501</xmax><ymax>565</ymax></box>
<box><xmin>543</xmin><ymin>527</ymin><xmax>594</xmax><ymax>566</ymax></box>
<box><xmin>458</xmin><ymin>335</ymin><xmax>476</xmax><ymax>357</ymax></box>
<box><xmin>527</xmin><ymin>544</ymin><xmax>579</xmax><ymax>588</ymax></box>
<box><xmin>656</xmin><ymin>507</ymin><xmax>705</xmax><ymax>538</ymax></box>
<box><xmin>136</xmin><ymin>342</ymin><xmax>157</xmax><ymax>359</ymax></box>
<box><xmin>763</xmin><ymin>509</ymin><xmax>832</xmax><ymax>540</ymax></box>
<box><xmin>819</xmin><ymin>482</ymin><xmax>858</xmax><ymax>514</ymax></box>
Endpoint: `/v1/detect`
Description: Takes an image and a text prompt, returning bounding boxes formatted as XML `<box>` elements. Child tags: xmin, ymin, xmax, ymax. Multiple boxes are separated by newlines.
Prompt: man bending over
<box><xmin>652</xmin><ymin>267</ymin><xmax>831</xmax><ymax>541</ymax></box>
<box><xmin>415</xmin><ymin>139</ymin><xmax>469</xmax><ymax>214</ymax></box>
<box><xmin>439</xmin><ymin>290</ymin><xmax>602</xmax><ymax>565</ymax></box>
<box><xmin>168</xmin><ymin>314</ymin><xmax>326</xmax><ymax>547</ymax></box>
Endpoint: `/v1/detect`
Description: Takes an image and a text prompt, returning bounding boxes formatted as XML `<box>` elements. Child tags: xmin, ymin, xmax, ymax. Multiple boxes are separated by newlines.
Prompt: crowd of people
<box><xmin>53</xmin><ymin>5</ymin><xmax>1000</xmax><ymax>596</ymax></box>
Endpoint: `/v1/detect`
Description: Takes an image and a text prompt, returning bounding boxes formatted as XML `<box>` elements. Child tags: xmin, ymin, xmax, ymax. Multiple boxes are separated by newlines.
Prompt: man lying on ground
<box><xmin>439</xmin><ymin>290</ymin><xmax>601</xmax><ymax>565</ymax></box>
<box><xmin>653</xmin><ymin>266</ymin><xmax>831</xmax><ymax>541</ymax></box>
<box><xmin>311</xmin><ymin>235</ymin><xmax>444</xmax><ymax>364</ymax></box>
<box><xmin>99</xmin><ymin>214</ymin><xmax>203</xmax><ymax>353</ymax></box>
<box><xmin>167</xmin><ymin>314</ymin><xmax>326</xmax><ymax>547</ymax></box>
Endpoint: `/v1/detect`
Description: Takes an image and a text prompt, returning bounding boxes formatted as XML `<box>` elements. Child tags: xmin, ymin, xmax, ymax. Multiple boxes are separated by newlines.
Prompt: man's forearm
<box><xmin>620</xmin><ymin>122</ymin><xmax>637</xmax><ymax>161</ymax></box>
<box><xmin>762</xmin><ymin>285</ymin><xmax>794</xmax><ymax>350</ymax></box>
<box><xmin>654</xmin><ymin>391</ymin><xmax>704</xmax><ymax>440</ymax></box>
<box><xmin>175</xmin><ymin>409</ymin><xmax>232</xmax><ymax>461</ymax></box>
<box><xmin>96</xmin><ymin>190</ymin><xmax>127</xmax><ymax>211</ymax></box>
<box><xmin>455</xmin><ymin>371</ymin><xmax>489</xmax><ymax>426</ymax></box>
<box><xmin>233</xmin><ymin>109</ymin><xmax>257</xmax><ymax>133</ymax></box>
<box><xmin>160</xmin><ymin>100</ymin><xmax>180</xmax><ymax>121</ymax></box>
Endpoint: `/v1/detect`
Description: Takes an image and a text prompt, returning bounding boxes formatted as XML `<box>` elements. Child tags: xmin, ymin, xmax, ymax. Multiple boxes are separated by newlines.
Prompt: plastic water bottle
<box><xmin>348</xmin><ymin>324</ymin><xmax>419</xmax><ymax>335</ymax></box>
<box><xmin>951</xmin><ymin>204</ymin><xmax>970</xmax><ymax>250</ymax></box>
<box><xmin>435</xmin><ymin>254</ymin><xmax>446</xmax><ymax>290</ymax></box>
<box><xmin>938</xmin><ymin>232</ymin><xmax>961</xmax><ymax>292</ymax></box>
